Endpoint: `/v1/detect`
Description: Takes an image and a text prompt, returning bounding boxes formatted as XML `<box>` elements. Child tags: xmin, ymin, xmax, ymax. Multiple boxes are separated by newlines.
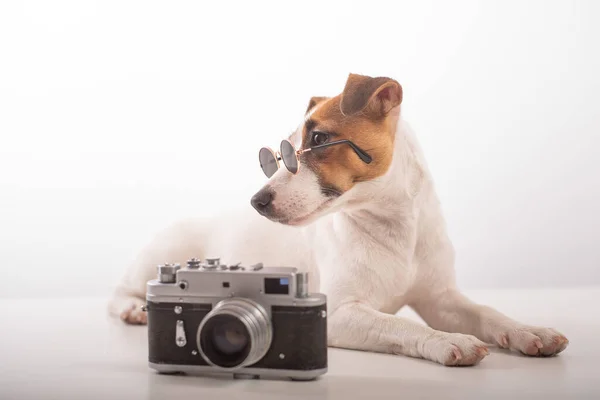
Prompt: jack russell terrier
<box><xmin>109</xmin><ymin>73</ymin><xmax>568</xmax><ymax>366</ymax></box>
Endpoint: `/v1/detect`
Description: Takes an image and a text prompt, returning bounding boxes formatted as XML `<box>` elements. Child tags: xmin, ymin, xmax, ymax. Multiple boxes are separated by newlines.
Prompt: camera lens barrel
<box><xmin>197</xmin><ymin>298</ymin><xmax>272</xmax><ymax>369</ymax></box>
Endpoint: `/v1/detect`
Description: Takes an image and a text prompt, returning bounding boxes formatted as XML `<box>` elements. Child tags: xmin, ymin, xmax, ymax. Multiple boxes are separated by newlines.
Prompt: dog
<box><xmin>108</xmin><ymin>73</ymin><xmax>568</xmax><ymax>366</ymax></box>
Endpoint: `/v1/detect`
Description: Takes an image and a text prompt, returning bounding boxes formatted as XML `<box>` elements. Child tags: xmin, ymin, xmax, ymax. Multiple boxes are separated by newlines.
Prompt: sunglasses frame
<box><xmin>259</xmin><ymin>138</ymin><xmax>372</xmax><ymax>178</ymax></box>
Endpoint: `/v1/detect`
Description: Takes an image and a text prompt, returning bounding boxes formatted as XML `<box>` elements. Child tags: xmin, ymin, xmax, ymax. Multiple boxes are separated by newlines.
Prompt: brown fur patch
<box><xmin>299</xmin><ymin>74</ymin><xmax>402</xmax><ymax>194</ymax></box>
<box><xmin>341</xmin><ymin>74</ymin><xmax>403</xmax><ymax>117</ymax></box>
<box><xmin>306</xmin><ymin>96</ymin><xmax>329</xmax><ymax>114</ymax></box>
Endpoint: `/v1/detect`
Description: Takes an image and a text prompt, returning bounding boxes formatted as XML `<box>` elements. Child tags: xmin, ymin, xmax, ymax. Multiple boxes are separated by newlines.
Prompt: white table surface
<box><xmin>1</xmin><ymin>288</ymin><xmax>599</xmax><ymax>400</ymax></box>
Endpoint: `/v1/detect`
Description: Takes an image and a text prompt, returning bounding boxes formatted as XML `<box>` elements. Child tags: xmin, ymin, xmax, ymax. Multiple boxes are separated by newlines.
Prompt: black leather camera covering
<box><xmin>147</xmin><ymin>300</ymin><xmax>327</xmax><ymax>371</ymax></box>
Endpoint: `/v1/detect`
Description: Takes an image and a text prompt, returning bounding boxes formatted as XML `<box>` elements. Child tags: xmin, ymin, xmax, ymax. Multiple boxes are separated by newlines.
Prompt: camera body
<box><xmin>145</xmin><ymin>257</ymin><xmax>327</xmax><ymax>381</ymax></box>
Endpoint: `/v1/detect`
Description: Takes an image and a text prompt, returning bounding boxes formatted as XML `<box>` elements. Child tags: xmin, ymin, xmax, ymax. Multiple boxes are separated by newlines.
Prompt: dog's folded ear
<box><xmin>306</xmin><ymin>96</ymin><xmax>328</xmax><ymax>114</ymax></box>
<box><xmin>340</xmin><ymin>73</ymin><xmax>402</xmax><ymax>118</ymax></box>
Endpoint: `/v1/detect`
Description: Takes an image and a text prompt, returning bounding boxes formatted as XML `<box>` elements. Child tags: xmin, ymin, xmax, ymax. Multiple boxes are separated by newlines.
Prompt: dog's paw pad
<box><xmin>495</xmin><ymin>326</ymin><xmax>568</xmax><ymax>356</ymax></box>
<box><xmin>498</xmin><ymin>333</ymin><xmax>510</xmax><ymax>348</ymax></box>
<box><xmin>442</xmin><ymin>346</ymin><xmax>463</xmax><ymax>365</ymax></box>
<box><xmin>429</xmin><ymin>333</ymin><xmax>489</xmax><ymax>366</ymax></box>
<box><xmin>120</xmin><ymin>303</ymin><xmax>147</xmax><ymax>325</ymax></box>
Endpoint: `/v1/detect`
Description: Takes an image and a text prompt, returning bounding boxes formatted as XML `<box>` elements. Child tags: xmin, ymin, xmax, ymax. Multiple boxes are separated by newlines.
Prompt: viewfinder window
<box><xmin>264</xmin><ymin>277</ymin><xmax>289</xmax><ymax>295</ymax></box>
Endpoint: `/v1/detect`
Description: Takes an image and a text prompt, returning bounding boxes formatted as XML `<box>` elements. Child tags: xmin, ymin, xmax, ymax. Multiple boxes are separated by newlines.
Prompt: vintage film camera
<box><xmin>143</xmin><ymin>257</ymin><xmax>327</xmax><ymax>380</ymax></box>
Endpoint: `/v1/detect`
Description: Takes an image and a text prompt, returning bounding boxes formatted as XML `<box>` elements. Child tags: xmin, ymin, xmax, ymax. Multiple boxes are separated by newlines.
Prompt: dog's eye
<box><xmin>310</xmin><ymin>132</ymin><xmax>329</xmax><ymax>146</ymax></box>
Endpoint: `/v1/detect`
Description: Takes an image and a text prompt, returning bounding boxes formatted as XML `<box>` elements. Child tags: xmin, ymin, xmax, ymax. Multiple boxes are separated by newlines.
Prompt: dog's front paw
<box><xmin>493</xmin><ymin>326</ymin><xmax>568</xmax><ymax>356</ymax></box>
<box><xmin>120</xmin><ymin>302</ymin><xmax>147</xmax><ymax>325</ymax></box>
<box><xmin>424</xmin><ymin>332</ymin><xmax>489</xmax><ymax>366</ymax></box>
<box><xmin>109</xmin><ymin>296</ymin><xmax>148</xmax><ymax>325</ymax></box>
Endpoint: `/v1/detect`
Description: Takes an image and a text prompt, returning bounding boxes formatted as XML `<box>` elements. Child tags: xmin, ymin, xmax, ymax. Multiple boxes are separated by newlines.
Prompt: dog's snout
<box><xmin>251</xmin><ymin>189</ymin><xmax>274</xmax><ymax>215</ymax></box>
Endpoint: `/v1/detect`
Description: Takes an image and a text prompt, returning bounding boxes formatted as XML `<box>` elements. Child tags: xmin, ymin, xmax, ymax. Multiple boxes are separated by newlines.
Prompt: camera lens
<box><xmin>200</xmin><ymin>314</ymin><xmax>250</xmax><ymax>367</ymax></box>
<box><xmin>197</xmin><ymin>298</ymin><xmax>272</xmax><ymax>369</ymax></box>
<box><xmin>213</xmin><ymin>317</ymin><xmax>248</xmax><ymax>354</ymax></box>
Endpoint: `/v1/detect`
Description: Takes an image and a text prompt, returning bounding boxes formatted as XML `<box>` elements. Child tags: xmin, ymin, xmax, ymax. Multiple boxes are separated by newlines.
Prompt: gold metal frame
<box><xmin>259</xmin><ymin>137</ymin><xmax>371</xmax><ymax>178</ymax></box>
<box><xmin>281</xmin><ymin>139</ymin><xmax>314</xmax><ymax>175</ymax></box>
<box><xmin>260</xmin><ymin>146</ymin><xmax>280</xmax><ymax>170</ymax></box>
<box><xmin>260</xmin><ymin>140</ymin><xmax>312</xmax><ymax>177</ymax></box>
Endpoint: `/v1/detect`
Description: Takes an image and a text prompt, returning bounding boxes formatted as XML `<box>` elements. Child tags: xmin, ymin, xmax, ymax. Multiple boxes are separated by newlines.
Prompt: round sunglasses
<box><xmin>258</xmin><ymin>138</ymin><xmax>372</xmax><ymax>178</ymax></box>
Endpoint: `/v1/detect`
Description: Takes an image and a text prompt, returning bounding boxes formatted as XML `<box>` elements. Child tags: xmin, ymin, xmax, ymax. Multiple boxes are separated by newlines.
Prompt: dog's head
<box><xmin>251</xmin><ymin>73</ymin><xmax>402</xmax><ymax>226</ymax></box>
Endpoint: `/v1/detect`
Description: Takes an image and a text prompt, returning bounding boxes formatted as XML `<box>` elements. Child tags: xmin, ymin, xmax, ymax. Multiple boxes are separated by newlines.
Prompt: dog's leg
<box><xmin>412</xmin><ymin>289</ymin><xmax>569</xmax><ymax>356</ymax></box>
<box><xmin>108</xmin><ymin>219</ymin><xmax>206</xmax><ymax>325</ymax></box>
<box><xmin>328</xmin><ymin>302</ymin><xmax>489</xmax><ymax>366</ymax></box>
<box><xmin>108</xmin><ymin>260</ymin><xmax>154</xmax><ymax>325</ymax></box>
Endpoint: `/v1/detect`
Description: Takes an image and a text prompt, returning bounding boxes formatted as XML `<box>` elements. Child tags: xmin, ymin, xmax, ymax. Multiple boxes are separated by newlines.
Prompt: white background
<box><xmin>0</xmin><ymin>0</ymin><xmax>598</xmax><ymax>298</ymax></box>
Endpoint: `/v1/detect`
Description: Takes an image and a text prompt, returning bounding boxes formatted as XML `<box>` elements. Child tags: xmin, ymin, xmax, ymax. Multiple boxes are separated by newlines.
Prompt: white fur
<box><xmin>109</xmin><ymin>117</ymin><xmax>568</xmax><ymax>365</ymax></box>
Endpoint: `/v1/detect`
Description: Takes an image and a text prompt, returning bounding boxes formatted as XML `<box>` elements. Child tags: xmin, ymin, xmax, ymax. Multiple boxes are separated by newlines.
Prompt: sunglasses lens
<box><xmin>259</xmin><ymin>148</ymin><xmax>278</xmax><ymax>178</ymax></box>
<box><xmin>280</xmin><ymin>140</ymin><xmax>298</xmax><ymax>174</ymax></box>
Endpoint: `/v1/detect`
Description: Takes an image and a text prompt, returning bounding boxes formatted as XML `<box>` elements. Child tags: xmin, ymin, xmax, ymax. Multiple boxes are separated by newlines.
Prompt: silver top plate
<box><xmin>147</xmin><ymin>261</ymin><xmax>325</xmax><ymax>307</ymax></box>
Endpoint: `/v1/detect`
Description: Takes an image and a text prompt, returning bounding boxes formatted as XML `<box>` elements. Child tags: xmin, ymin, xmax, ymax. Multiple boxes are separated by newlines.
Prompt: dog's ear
<box><xmin>340</xmin><ymin>73</ymin><xmax>402</xmax><ymax>118</ymax></box>
<box><xmin>305</xmin><ymin>96</ymin><xmax>328</xmax><ymax>114</ymax></box>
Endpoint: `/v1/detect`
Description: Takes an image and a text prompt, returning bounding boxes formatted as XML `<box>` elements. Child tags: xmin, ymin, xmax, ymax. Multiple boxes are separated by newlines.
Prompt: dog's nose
<box><xmin>251</xmin><ymin>189</ymin><xmax>274</xmax><ymax>215</ymax></box>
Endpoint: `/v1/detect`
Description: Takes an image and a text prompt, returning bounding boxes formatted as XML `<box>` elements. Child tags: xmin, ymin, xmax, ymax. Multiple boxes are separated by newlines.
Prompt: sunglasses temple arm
<box><xmin>314</xmin><ymin>140</ymin><xmax>372</xmax><ymax>164</ymax></box>
<box><xmin>301</xmin><ymin>140</ymin><xmax>372</xmax><ymax>164</ymax></box>
<box><xmin>346</xmin><ymin>142</ymin><xmax>372</xmax><ymax>164</ymax></box>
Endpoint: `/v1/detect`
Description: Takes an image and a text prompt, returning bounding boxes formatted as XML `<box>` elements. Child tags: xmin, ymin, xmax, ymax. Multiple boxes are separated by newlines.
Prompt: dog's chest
<box><xmin>309</xmin><ymin>214</ymin><xmax>417</xmax><ymax>307</ymax></box>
